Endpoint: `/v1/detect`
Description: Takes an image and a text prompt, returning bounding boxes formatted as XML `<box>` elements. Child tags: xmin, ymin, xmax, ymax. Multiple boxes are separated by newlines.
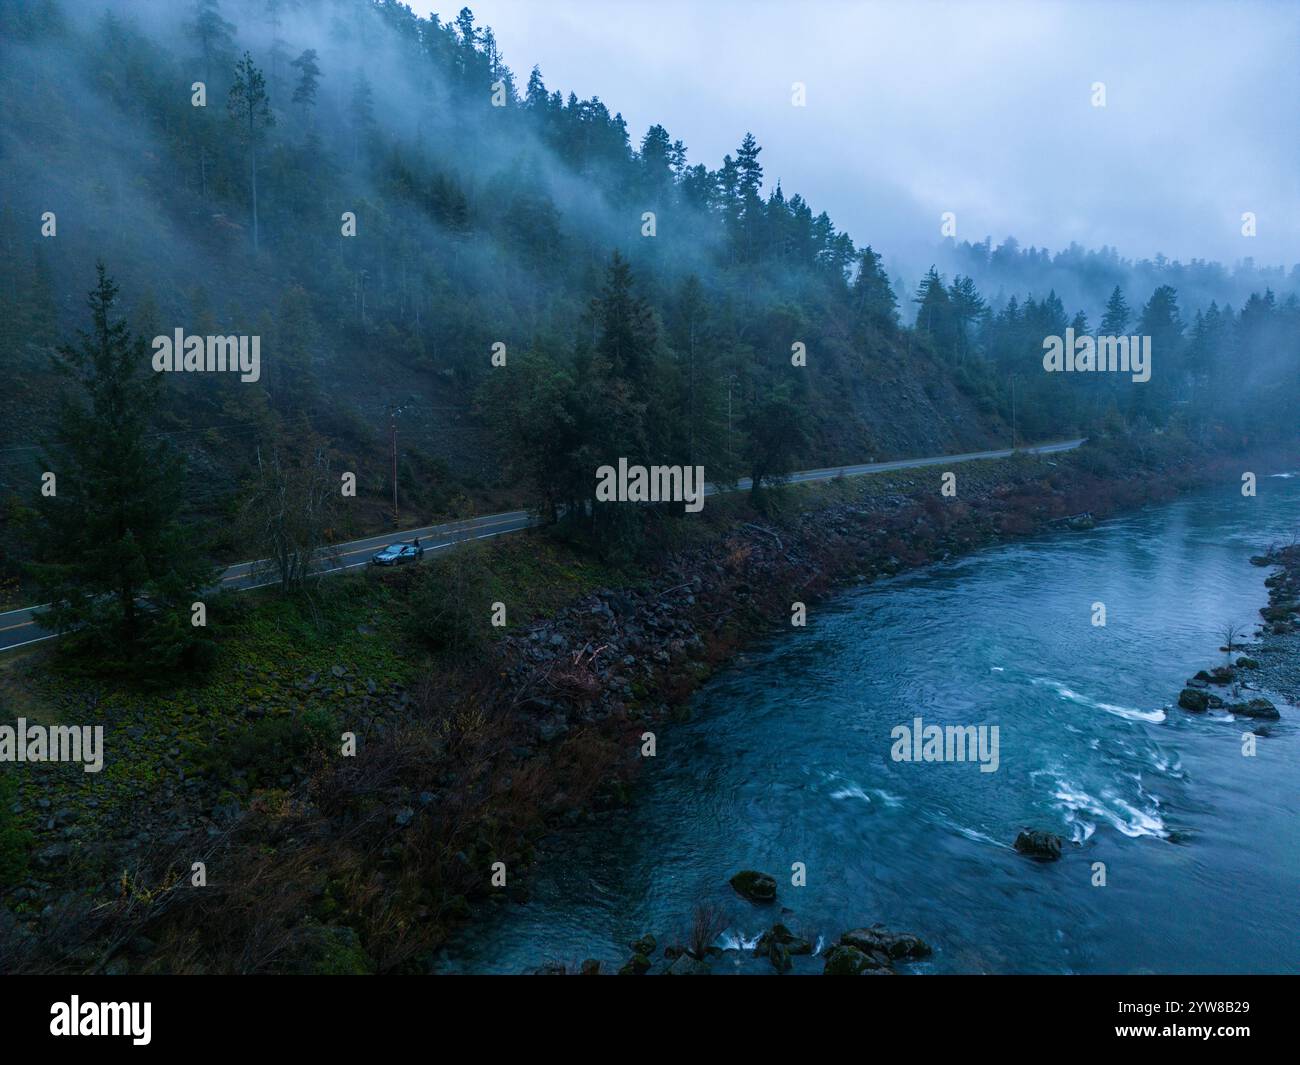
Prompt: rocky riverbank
<box><xmin>1246</xmin><ymin>543</ymin><xmax>1300</xmax><ymax>705</ymax></box>
<box><xmin>1174</xmin><ymin>540</ymin><xmax>1300</xmax><ymax>727</ymax></box>
<box><xmin>2</xmin><ymin>434</ymin><xmax>1291</xmax><ymax>973</ymax></box>
<box><xmin>527</xmin><ymin>868</ymin><xmax>931</xmax><ymax>975</ymax></box>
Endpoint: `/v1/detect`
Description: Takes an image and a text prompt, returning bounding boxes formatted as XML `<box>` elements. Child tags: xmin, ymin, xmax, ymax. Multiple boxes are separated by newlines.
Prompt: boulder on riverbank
<box><xmin>729</xmin><ymin>869</ymin><xmax>777</xmax><ymax>903</ymax></box>
<box><xmin>822</xmin><ymin>944</ymin><xmax>891</xmax><ymax>975</ymax></box>
<box><xmin>665</xmin><ymin>953</ymin><xmax>711</xmax><ymax>975</ymax></box>
<box><xmin>840</xmin><ymin>925</ymin><xmax>932</xmax><ymax>960</ymax></box>
<box><xmin>629</xmin><ymin>933</ymin><xmax>656</xmax><ymax>956</ymax></box>
<box><xmin>1225</xmin><ymin>697</ymin><xmax>1280</xmax><ymax>720</ymax></box>
<box><xmin>755</xmin><ymin>922</ymin><xmax>814</xmax><ymax>956</ymax></box>
<box><xmin>1178</xmin><ymin>688</ymin><xmax>1210</xmax><ymax>712</ymax></box>
<box><xmin>617</xmin><ymin>952</ymin><xmax>652</xmax><ymax>975</ymax></box>
<box><xmin>1013</xmin><ymin>829</ymin><xmax>1063</xmax><ymax>860</ymax></box>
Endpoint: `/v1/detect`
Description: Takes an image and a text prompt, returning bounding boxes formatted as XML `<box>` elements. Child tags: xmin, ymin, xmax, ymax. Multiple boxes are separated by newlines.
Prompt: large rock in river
<box><xmin>1013</xmin><ymin>829</ymin><xmax>1063</xmax><ymax>861</ymax></box>
<box><xmin>1178</xmin><ymin>688</ymin><xmax>1210</xmax><ymax>712</ymax></box>
<box><xmin>729</xmin><ymin>869</ymin><xmax>777</xmax><ymax>903</ymax></box>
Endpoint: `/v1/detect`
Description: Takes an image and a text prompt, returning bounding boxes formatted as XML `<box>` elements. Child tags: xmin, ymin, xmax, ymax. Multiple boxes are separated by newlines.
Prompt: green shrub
<box><xmin>202</xmin><ymin>707</ymin><xmax>340</xmax><ymax>788</ymax></box>
<box><xmin>404</xmin><ymin>550</ymin><xmax>492</xmax><ymax>657</ymax></box>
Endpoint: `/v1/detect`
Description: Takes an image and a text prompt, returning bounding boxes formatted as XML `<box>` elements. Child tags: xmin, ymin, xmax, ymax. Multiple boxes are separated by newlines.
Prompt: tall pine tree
<box><xmin>31</xmin><ymin>265</ymin><xmax>215</xmax><ymax>672</ymax></box>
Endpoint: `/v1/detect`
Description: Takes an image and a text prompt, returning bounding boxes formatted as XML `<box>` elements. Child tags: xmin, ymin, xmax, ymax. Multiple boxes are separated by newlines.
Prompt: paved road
<box><xmin>0</xmin><ymin>438</ymin><xmax>1084</xmax><ymax>652</ymax></box>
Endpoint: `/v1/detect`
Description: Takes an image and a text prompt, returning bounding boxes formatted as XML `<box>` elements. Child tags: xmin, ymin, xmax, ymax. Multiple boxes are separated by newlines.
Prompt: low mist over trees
<box><xmin>0</xmin><ymin>0</ymin><xmax>1296</xmax><ymax>564</ymax></box>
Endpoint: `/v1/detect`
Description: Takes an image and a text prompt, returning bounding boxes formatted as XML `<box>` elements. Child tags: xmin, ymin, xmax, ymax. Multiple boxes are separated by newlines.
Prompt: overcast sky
<box><xmin>461</xmin><ymin>0</ymin><xmax>1300</xmax><ymax>271</ymax></box>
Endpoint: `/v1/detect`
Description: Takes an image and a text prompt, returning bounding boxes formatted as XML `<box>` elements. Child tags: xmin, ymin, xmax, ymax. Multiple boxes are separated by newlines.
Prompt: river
<box><xmin>437</xmin><ymin>474</ymin><xmax>1300</xmax><ymax>974</ymax></box>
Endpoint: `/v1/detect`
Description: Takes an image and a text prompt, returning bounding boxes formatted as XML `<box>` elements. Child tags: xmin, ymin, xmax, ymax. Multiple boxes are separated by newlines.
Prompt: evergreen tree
<box><xmin>639</xmin><ymin>124</ymin><xmax>676</xmax><ymax>206</ymax></box>
<box><xmin>524</xmin><ymin>65</ymin><xmax>548</xmax><ymax>110</ymax></box>
<box><xmin>350</xmin><ymin>74</ymin><xmax>376</xmax><ymax>165</ymax></box>
<box><xmin>1099</xmin><ymin>285</ymin><xmax>1131</xmax><ymax>336</ymax></box>
<box><xmin>227</xmin><ymin>52</ymin><xmax>274</xmax><ymax>252</ymax></box>
<box><xmin>31</xmin><ymin>266</ymin><xmax>215</xmax><ymax>672</ymax></box>
<box><xmin>1136</xmin><ymin>284</ymin><xmax>1184</xmax><ymax>414</ymax></box>
<box><xmin>914</xmin><ymin>267</ymin><xmax>955</xmax><ymax>354</ymax></box>
<box><xmin>479</xmin><ymin>350</ymin><xmax>580</xmax><ymax>525</ymax></box>
<box><xmin>290</xmin><ymin>48</ymin><xmax>321</xmax><ymax>110</ymax></box>
<box><xmin>852</xmin><ymin>246</ymin><xmax>898</xmax><ymax>332</ymax></box>
<box><xmin>742</xmin><ymin>384</ymin><xmax>809</xmax><ymax>507</ymax></box>
<box><xmin>947</xmin><ymin>275</ymin><xmax>985</xmax><ymax>360</ymax></box>
<box><xmin>592</xmin><ymin>250</ymin><xmax>657</xmax><ymax>390</ymax></box>
<box><xmin>185</xmin><ymin>0</ymin><xmax>235</xmax><ymax>87</ymax></box>
<box><xmin>734</xmin><ymin>132</ymin><xmax>764</xmax><ymax>259</ymax></box>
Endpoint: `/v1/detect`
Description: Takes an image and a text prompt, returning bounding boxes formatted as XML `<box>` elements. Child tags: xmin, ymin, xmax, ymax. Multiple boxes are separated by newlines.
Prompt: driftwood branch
<box><xmin>741</xmin><ymin>522</ymin><xmax>783</xmax><ymax>551</ymax></box>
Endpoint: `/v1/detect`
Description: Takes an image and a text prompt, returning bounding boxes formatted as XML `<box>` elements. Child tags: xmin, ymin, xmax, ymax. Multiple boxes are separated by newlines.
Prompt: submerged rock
<box><xmin>1013</xmin><ymin>829</ymin><xmax>1063</xmax><ymax>861</ymax></box>
<box><xmin>729</xmin><ymin>869</ymin><xmax>777</xmax><ymax>903</ymax></box>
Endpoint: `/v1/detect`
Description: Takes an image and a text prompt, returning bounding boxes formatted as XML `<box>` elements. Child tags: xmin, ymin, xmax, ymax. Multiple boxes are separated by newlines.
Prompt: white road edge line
<box><xmin>1</xmin><ymin>442</ymin><xmax>1082</xmax><ymax>649</ymax></box>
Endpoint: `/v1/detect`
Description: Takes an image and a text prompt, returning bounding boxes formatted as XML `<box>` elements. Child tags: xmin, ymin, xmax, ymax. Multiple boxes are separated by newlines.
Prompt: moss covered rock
<box><xmin>729</xmin><ymin>869</ymin><xmax>777</xmax><ymax>903</ymax></box>
<box><xmin>822</xmin><ymin>945</ymin><xmax>889</xmax><ymax>975</ymax></box>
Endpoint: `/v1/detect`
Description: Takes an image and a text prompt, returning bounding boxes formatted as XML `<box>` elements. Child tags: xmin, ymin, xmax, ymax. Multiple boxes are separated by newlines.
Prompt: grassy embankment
<box><xmin>0</xmin><ymin>431</ymin><xmax>1272</xmax><ymax>971</ymax></box>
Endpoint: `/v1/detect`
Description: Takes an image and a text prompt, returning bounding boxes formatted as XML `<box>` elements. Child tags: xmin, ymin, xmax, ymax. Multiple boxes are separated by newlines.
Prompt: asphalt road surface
<box><xmin>0</xmin><ymin>438</ymin><xmax>1084</xmax><ymax>652</ymax></box>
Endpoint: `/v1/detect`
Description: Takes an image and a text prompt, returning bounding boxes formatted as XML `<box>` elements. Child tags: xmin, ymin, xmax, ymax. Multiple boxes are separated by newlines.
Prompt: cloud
<box><xmin>469</xmin><ymin>0</ymin><xmax>1300</xmax><ymax>270</ymax></box>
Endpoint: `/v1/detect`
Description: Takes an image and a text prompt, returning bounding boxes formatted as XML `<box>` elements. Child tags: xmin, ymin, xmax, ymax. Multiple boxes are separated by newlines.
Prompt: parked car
<box><xmin>370</xmin><ymin>540</ymin><xmax>425</xmax><ymax>566</ymax></box>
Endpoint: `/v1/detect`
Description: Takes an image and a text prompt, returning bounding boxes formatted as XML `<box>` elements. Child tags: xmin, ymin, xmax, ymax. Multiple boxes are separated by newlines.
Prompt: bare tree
<box><xmin>685</xmin><ymin>900</ymin><xmax>728</xmax><ymax>959</ymax></box>
<box><xmin>237</xmin><ymin>443</ymin><xmax>340</xmax><ymax>592</ymax></box>
<box><xmin>1219</xmin><ymin>620</ymin><xmax>1247</xmax><ymax>658</ymax></box>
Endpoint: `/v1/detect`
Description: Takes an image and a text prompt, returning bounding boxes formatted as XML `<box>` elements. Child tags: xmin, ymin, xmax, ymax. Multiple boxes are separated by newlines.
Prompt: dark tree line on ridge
<box><xmin>1</xmin><ymin>0</ymin><xmax>1297</xmax><ymax>669</ymax></box>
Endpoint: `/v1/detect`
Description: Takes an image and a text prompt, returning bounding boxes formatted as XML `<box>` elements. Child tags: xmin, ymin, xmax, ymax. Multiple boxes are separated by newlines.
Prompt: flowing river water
<box><xmin>438</xmin><ymin>474</ymin><xmax>1300</xmax><ymax>974</ymax></box>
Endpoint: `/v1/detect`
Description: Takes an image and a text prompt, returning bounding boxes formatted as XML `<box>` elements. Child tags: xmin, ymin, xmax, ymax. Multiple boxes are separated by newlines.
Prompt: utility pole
<box><xmin>1010</xmin><ymin>374</ymin><xmax>1017</xmax><ymax>449</ymax></box>
<box><xmin>389</xmin><ymin>403</ymin><xmax>408</xmax><ymax>528</ymax></box>
<box><xmin>726</xmin><ymin>372</ymin><xmax>736</xmax><ymax>466</ymax></box>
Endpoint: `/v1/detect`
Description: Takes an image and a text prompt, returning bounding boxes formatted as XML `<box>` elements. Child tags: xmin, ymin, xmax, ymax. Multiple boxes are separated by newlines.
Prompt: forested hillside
<box><xmin>1</xmin><ymin>0</ymin><xmax>1299</xmax><ymax>986</ymax></box>
<box><xmin>0</xmin><ymin>0</ymin><xmax>1296</xmax><ymax>567</ymax></box>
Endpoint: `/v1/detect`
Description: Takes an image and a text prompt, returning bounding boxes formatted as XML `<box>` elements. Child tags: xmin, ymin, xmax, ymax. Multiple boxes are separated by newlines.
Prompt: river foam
<box><xmin>1031</xmin><ymin>676</ymin><xmax>1166</xmax><ymax>723</ymax></box>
